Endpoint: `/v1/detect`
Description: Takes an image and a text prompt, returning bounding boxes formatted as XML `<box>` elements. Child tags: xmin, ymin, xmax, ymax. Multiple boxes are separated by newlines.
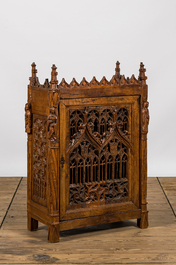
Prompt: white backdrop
<box><xmin>0</xmin><ymin>0</ymin><xmax>176</xmax><ymax>177</ymax></box>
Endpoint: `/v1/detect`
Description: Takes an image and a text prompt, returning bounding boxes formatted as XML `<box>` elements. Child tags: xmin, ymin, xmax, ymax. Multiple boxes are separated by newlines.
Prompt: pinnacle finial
<box><xmin>50</xmin><ymin>64</ymin><xmax>58</xmax><ymax>89</ymax></box>
<box><xmin>138</xmin><ymin>62</ymin><xmax>147</xmax><ymax>82</ymax></box>
<box><xmin>115</xmin><ymin>61</ymin><xmax>120</xmax><ymax>79</ymax></box>
<box><xmin>29</xmin><ymin>62</ymin><xmax>39</xmax><ymax>86</ymax></box>
<box><xmin>31</xmin><ymin>62</ymin><xmax>37</xmax><ymax>78</ymax></box>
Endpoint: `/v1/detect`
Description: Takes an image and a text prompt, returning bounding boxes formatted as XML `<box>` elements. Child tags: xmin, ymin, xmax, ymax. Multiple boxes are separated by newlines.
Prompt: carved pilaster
<box><xmin>138</xmin><ymin>99</ymin><xmax>149</xmax><ymax>228</ymax></box>
<box><xmin>47</xmin><ymin>107</ymin><xmax>60</xmax><ymax>214</ymax></box>
<box><xmin>25</xmin><ymin>103</ymin><xmax>32</xmax><ymax>134</ymax></box>
<box><xmin>47</xmin><ymin>68</ymin><xmax>60</xmax><ymax>239</ymax></box>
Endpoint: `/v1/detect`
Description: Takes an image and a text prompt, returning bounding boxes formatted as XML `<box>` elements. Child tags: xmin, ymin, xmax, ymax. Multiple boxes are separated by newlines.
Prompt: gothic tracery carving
<box><xmin>68</xmin><ymin>106</ymin><xmax>131</xmax><ymax>205</ymax></box>
<box><xmin>32</xmin><ymin>117</ymin><xmax>47</xmax><ymax>205</ymax></box>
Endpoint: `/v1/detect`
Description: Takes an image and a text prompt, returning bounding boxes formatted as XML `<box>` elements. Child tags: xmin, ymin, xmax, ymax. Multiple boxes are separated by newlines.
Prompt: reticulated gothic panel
<box><xmin>67</xmin><ymin>106</ymin><xmax>131</xmax><ymax>206</ymax></box>
<box><xmin>32</xmin><ymin>116</ymin><xmax>47</xmax><ymax>206</ymax></box>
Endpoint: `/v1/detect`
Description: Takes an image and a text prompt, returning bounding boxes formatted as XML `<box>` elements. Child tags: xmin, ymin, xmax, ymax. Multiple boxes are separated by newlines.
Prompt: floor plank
<box><xmin>158</xmin><ymin>177</ymin><xmax>176</xmax><ymax>216</ymax></box>
<box><xmin>0</xmin><ymin>177</ymin><xmax>21</xmax><ymax>226</ymax></box>
<box><xmin>0</xmin><ymin>177</ymin><xmax>176</xmax><ymax>264</ymax></box>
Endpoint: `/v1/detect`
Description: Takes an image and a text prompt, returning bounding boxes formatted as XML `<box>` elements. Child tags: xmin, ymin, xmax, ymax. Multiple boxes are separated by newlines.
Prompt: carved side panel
<box><xmin>32</xmin><ymin>115</ymin><xmax>47</xmax><ymax>206</ymax></box>
<box><xmin>68</xmin><ymin>106</ymin><xmax>131</xmax><ymax>206</ymax></box>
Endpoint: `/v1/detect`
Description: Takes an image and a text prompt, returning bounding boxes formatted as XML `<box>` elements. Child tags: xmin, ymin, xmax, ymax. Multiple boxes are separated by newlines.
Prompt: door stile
<box><xmin>59</xmin><ymin>102</ymin><xmax>67</xmax><ymax>219</ymax></box>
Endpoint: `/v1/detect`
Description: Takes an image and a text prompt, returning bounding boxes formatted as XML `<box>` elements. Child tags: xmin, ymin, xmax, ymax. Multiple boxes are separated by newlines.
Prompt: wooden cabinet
<box><xmin>25</xmin><ymin>61</ymin><xmax>149</xmax><ymax>242</ymax></box>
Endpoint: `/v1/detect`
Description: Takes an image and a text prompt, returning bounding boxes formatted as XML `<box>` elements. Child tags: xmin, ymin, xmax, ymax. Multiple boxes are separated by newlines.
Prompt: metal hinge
<box><xmin>60</xmin><ymin>155</ymin><xmax>65</xmax><ymax>168</ymax></box>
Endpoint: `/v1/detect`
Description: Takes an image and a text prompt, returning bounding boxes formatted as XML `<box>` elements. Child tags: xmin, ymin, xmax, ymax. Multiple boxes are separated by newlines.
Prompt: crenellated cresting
<box><xmin>29</xmin><ymin>61</ymin><xmax>147</xmax><ymax>89</ymax></box>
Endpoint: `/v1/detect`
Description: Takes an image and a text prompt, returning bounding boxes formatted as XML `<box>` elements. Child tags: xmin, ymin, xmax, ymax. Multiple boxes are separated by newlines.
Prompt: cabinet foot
<box><xmin>48</xmin><ymin>224</ymin><xmax>60</xmax><ymax>243</ymax></box>
<box><xmin>27</xmin><ymin>213</ymin><xmax>38</xmax><ymax>231</ymax></box>
<box><xmin>137</xmin><ymin>211</ymin><xmax>149</xmax><ymax>228</ymax></box>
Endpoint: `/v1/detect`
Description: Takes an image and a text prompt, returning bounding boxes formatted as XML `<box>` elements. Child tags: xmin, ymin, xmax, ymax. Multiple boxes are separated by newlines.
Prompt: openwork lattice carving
<box><xmin>68</xmin><ymin>106</ymin><xmax>131</xmax><ymax>205</ymax></box>
<box><xmin>69</xmin><ymin>179</ymin><xmax>128</xmax><ymax>205</ymax></box>
<box><xmin>32</xmin><ymin>117</ymin><xmax>47</xmax><ymax>205</ymax></box>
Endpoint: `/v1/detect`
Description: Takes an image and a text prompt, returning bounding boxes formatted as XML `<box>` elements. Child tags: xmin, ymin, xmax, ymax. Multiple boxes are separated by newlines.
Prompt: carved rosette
<box><xmin>25</xmin><ymin>103</ymin><xmax>32</xmax><ymax>134</ymax></box>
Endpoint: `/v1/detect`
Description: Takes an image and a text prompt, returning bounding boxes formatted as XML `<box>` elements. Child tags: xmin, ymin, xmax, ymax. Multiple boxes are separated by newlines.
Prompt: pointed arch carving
<box><xmin>68</xmin><ymin>106</ymin><xmax>131</xmax><ymax>205</ymax></box>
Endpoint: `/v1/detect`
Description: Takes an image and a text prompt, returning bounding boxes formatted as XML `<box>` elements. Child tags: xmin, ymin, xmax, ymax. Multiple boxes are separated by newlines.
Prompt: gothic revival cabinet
<box><xmin>25</xmin><ymin>61</ymin><xmax>149</xmax><ymax>243</ymax></box>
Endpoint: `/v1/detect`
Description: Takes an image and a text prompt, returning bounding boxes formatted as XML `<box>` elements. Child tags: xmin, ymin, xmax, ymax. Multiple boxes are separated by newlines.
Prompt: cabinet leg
<box><xmin>48</xmin><ymin>224</ymin><xmax>60</xmax><ymax>243</ymax></box>
<box><xmin>27</xmin><ymin>213</ymin><xmax>38</xmax><ymax>231</ymax></box>
<box><xmin>137</xmin><ymin>211</ymin><xmax>149</xmax><ymax>228</ymax></box>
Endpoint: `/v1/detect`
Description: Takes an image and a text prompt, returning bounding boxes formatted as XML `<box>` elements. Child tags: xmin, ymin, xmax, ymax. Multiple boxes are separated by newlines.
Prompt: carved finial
<box><xmin>29</xmin><ymin>62</ymin><xmax>39</xmax><ymax>86</ymax></box>
<box><xmin>31</xmin><ymin>62</ymin><xmax>37</xmax><ymax>78</ymax></box>
<box><xmin>138</xmin><ymin>62</ymin><xmax>147</xmax><ymax>83</ymax></box>
<box><xmin>115</xmin><ymin>61</ymin><xmax>120</xmax><ymax>79</ymax></box>
<box><xmin>50</xmin><ymin>64</ymin><xmax>58</xmax><ymax>90</ymax></box>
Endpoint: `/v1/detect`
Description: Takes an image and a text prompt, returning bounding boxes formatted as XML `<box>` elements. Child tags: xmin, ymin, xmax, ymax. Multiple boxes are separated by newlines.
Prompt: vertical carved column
<box><xmin>25</xmin><ymin>64</ymin><xmax>39</xmax><ymax>230</ymax></box>
<box><xmin>138</xmin><ymin>62</ymin><xmax>149</xmax><ymax>228</ymax></box>
<box><xmin>47</xmin><ymin>64</ymin><xmax>60</xmax><ymax>242</ymax></box>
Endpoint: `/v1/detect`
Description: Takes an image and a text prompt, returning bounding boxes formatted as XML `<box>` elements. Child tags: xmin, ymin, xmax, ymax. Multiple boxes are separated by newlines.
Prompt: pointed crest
<box><xmin>110</xmin><ymin>75</ymin><xmax>118</xmax><ymax>85</ymax></box>
<box><xmin>129</xmin><ymin>74</ymin><xmax>139</xmax><ymax>85</ymax></box>
<box><xmin>43</xmin><ymin>78</ymin><xmax>50</xmax><ymax>88</ymax></box>
<box><xmin>100</xmin><ymin>76</ymin><xmax>109</xmax><ymax>86</ymax></box>
<box><xmin>59</xmin><ymin>78</ymin><xmax>69</xmax><ymax>88</ymax></box>
<box><xmin>90</xmin><ymin>76</ymin><xmax>99</xmax><ymax>86</ymax></box>
<box><xmin>80</xmin><ymin>77</ymin><xmax>89</xmax><ymax>87</ymax></box>
<box><xmin>70</xmin><ymin>78</ymin><xmax>79</xmax><ymax>87</ymax></box>
<box><xmin>119</xmin><ymin>75</ymin><xmax>128</xmax><ymax>85</ymax></box>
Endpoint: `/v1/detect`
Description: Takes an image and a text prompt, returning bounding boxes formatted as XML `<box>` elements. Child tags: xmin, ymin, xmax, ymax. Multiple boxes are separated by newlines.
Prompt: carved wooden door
<box><xmin>60</xmin><ymin>96</ymin><xmax>139</xmax><ymax>221</ymax></box>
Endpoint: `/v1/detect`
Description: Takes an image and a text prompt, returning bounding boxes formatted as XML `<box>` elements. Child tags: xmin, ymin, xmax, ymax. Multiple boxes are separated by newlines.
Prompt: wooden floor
<box><xmin>0</xmin><ymin>177</ymin><xmax>176</xmax><ymax>265</ymax></box>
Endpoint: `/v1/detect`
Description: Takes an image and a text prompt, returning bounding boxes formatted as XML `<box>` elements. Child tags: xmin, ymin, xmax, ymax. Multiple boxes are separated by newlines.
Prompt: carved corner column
<box><xmin>137</xmin><ymin>62</ymin><xmax>149</xmax><ymax>229</ymax></box>
<box><xmin>47</xmin><ymin>65</ymin><xmax>60</xmax><ymax>242</ymax></box>
<box><xmin>26</xmin><ymin>63</ymin><xmax>39</xmax><ymax>231</ymax></box>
